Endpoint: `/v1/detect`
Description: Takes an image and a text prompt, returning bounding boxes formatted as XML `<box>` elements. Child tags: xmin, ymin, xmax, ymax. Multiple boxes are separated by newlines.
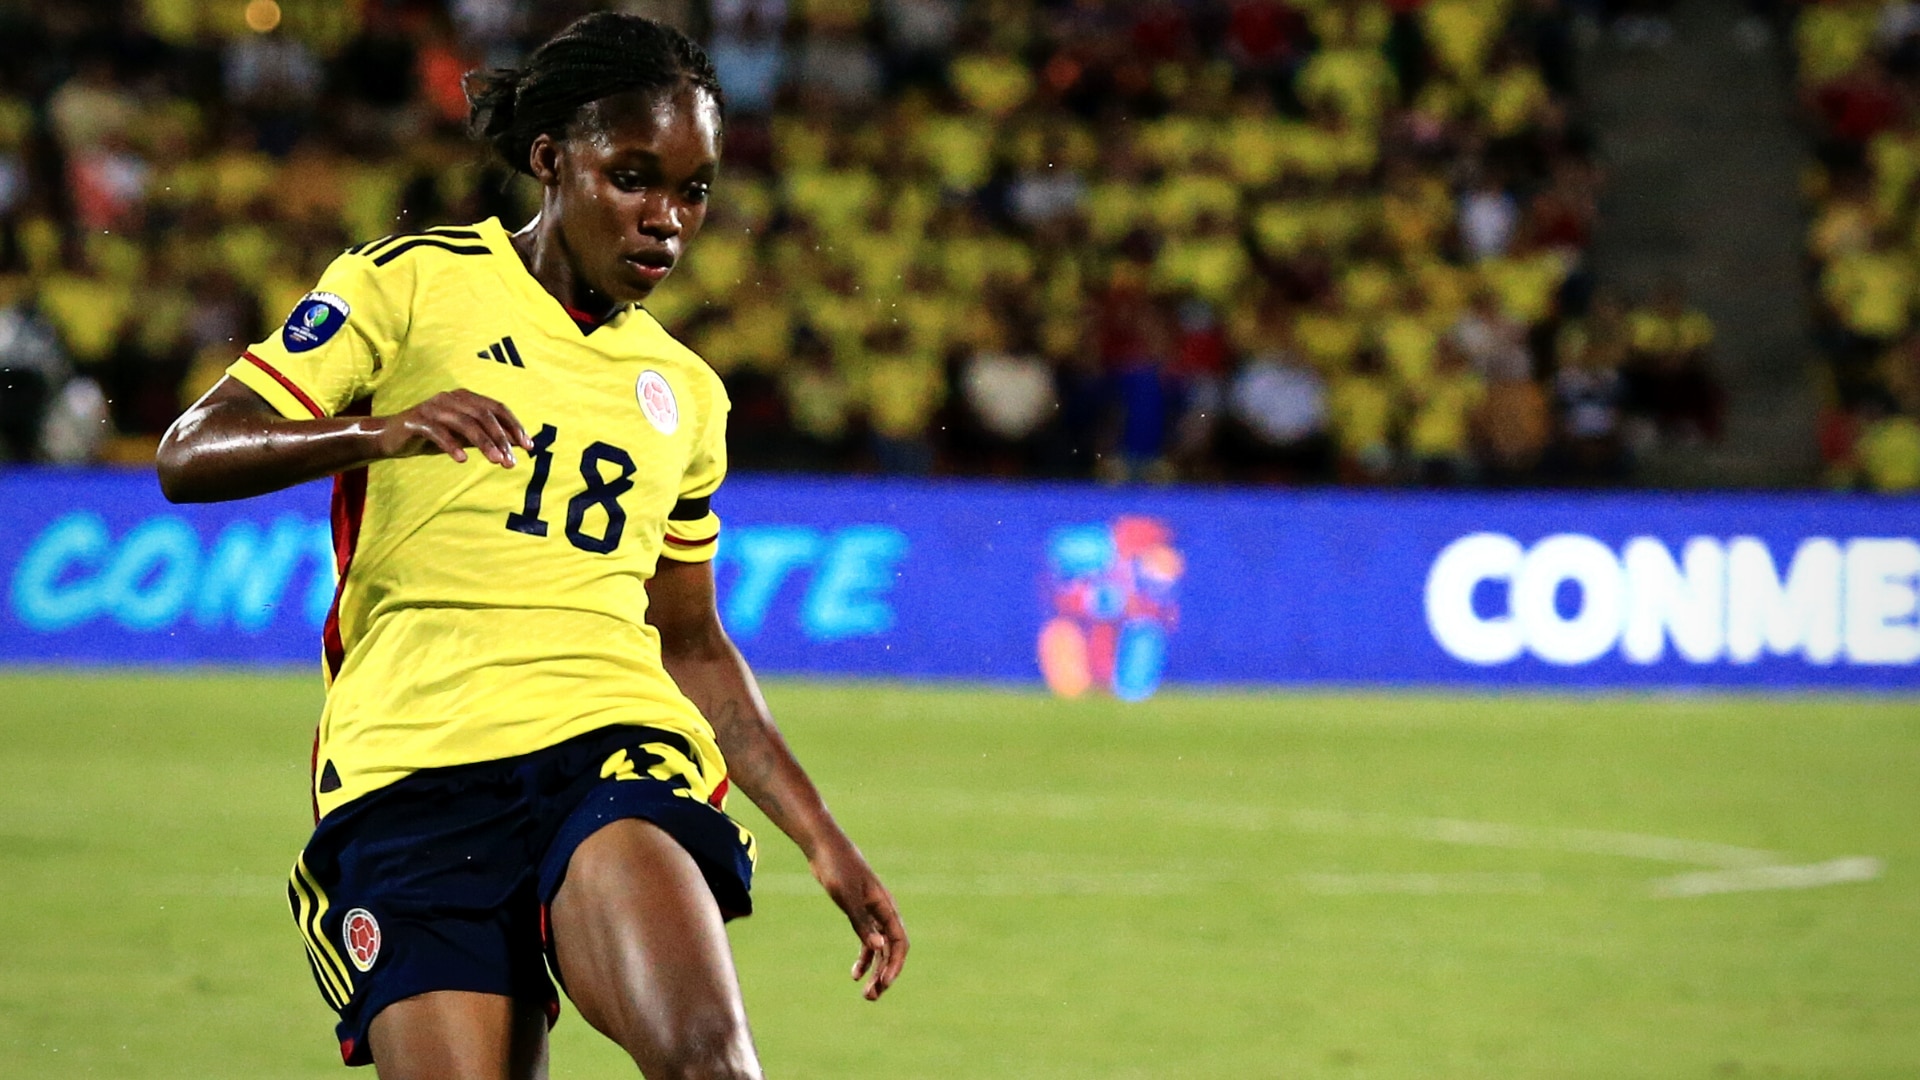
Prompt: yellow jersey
<box><xmin>227</xmin><ymin>217</ymin><xmax>732</xmax><ymax>820</ymax></box>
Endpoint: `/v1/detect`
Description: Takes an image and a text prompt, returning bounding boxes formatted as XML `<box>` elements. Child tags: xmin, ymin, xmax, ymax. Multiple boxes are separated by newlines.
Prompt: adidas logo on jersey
<box><xmin>478</xmin><ymin>336</ymin><xmax>525</xmax><ymax>368</ymax></box>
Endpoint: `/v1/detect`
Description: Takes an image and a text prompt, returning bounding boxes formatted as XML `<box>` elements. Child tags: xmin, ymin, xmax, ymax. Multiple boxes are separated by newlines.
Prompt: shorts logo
<box><xmin>341</xmin><ymin>908</ymin><xmax>381</xmax><ymax>972</ymax></box>
<box><xmin>636</xmin><ymin>370</ymin><xmax>679</xmax><ymax>435</ymax></box>
<box><xmin>283</xmin><ymin>292</ymin><xmax>350</xmax><ymax>353</ymax></box>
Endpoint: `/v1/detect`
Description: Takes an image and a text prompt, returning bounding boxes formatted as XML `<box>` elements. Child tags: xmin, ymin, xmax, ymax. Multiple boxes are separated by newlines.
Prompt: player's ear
<box><xmin>527</xmin><ymin>133</ymin><xmax>562</xmax><ymax>187</ymax></box>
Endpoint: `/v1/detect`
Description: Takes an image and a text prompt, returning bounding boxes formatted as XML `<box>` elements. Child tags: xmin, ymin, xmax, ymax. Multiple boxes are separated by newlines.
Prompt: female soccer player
<box><xmin>155</xmin><ymin>14</ymin><xmax>905</xmax><ymax>1079</ymax></box>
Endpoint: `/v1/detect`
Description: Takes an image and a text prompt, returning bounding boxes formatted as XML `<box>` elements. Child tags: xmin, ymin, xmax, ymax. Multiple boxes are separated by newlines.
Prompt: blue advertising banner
<box><xmin>2</xmin><ymin>468</ymin><xmax>1917</xmax><ymax>690</ymax></box>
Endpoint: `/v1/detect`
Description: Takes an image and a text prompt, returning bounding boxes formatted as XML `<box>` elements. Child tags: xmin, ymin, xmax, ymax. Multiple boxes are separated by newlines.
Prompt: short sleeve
<box><xmin>226</xmin><ymin>250</ymin><xmax>410</xmax><ymax>419</ymax></box>
<box><xmin>661</xmin><ymin>379</ymin><xmax>729</xmax><ymax>563</ymax></box>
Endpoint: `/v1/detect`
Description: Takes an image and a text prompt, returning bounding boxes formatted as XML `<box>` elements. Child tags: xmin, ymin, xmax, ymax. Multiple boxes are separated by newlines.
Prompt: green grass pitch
<box><xmin>1</xmin><ymin>671</ymin><xmax>1916</xmax><ymax>1078</ymax></box>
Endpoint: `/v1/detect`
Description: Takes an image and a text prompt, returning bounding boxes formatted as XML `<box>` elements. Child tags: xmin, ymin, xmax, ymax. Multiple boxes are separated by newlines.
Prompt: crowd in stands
<box><xmin>0</xmin><ymin>0</ymin><xmax>1714</xmax><ymax>486</ymax></box>
<box><xmin>1798</xmin><ymin>0</ymin><xmax>1920</xmax><ymax>490</ymax></box>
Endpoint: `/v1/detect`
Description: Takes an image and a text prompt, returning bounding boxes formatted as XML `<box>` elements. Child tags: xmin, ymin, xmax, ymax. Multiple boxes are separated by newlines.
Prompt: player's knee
<box><xmin>633</xmin><ymin>1023</ymin><xmax>760</xmax><ymax>1080</ymax></box>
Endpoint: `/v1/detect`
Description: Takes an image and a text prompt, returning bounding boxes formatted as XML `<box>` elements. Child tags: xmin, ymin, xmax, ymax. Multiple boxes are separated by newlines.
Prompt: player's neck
<box><xmin>508</xmin><ymin>217</ymin><xmax>620</xmax><ymax>328</ymax></box>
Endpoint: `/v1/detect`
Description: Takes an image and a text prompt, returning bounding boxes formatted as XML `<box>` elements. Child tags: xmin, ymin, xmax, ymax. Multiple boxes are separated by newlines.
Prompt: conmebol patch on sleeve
<box><xmin>282</xmin><ymin>292</ymin><xmax>351</xmax><ymax>353</ymax></box>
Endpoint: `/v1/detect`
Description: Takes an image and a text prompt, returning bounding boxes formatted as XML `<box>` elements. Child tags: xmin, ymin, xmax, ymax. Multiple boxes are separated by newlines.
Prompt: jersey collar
<box><xmin>476</xmin><ymin>217</ymin><xmax>635</xmax><ymax>338</ymax></box>
<box><xmin>560</xmin><ymin>300</ymin><xmax>617</xmax><ymax>334</ymax></box>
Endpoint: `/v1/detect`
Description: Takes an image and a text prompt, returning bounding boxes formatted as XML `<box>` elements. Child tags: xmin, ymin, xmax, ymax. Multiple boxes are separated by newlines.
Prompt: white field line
<box><xmin>755</xmin><ymin>869</ymin><xmax>1551</xmax><ymax>897</ymax></box>
<box><xmin>1285</xmin><ymin>810</ymin><xmax>1781</xmax><ymax>869</ymax></box>
<box><xmin>752</xmin><ymin>870</ymin><xmax>1194</xmax><ymax>897</ymax></box>
<box><xmin>886</xmin><ymin>790</ymin><xmax>1879</xmax><ymax>897</ymax></box>
<box><xmin>1651</xmin><ymin>857</ymin><xmax>1885</xmax><ymax>898</ymax></box>
<box><xmin>899</xmin><ymin>790</ymin><xmax>1781</xmax><ymax>867</ymax></box>
<box><xmin>1300</xmin><ymin>871</ymin><xmax>1547</xmax><ymax>896</ymax></box>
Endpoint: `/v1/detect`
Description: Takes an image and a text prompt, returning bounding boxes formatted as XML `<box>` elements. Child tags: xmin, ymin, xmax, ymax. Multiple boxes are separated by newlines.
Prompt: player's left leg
<box><xmin>548</xmin><ymin>818</ymin><xmax>762</xmax><ymax>1080</ymax></box>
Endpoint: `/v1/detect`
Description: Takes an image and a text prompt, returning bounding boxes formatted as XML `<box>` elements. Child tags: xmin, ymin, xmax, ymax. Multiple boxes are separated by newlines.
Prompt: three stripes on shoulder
<box><xmin>345</xmin><ymin>225</ymin><xmax>490</xmax><ymax>267</ymax></box>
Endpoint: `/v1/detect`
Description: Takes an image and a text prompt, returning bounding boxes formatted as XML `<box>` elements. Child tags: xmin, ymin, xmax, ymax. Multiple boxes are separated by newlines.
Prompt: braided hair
<box><xmin>465</xmin><ymin>13</ymin><xmax>724</xmax><ymax>177</ymax></box>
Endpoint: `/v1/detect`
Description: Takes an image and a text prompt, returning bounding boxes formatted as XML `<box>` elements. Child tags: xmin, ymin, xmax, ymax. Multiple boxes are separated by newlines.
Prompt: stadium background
<box><xmin>1</xmin><ymin>0</ymin><xmax>1917</xmax><ymax>1077</ymax></box>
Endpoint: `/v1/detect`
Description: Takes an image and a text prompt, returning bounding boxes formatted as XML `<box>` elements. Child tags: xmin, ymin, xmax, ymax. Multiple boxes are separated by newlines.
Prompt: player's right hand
<box><xmin>375</xmin><ymin>389</ymin><xmax>533</xmax><ymax>467</ymax></box>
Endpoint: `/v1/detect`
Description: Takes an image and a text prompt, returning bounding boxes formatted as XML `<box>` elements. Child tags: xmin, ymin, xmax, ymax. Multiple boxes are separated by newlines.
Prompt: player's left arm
<box><xmin>647</xmin><ymin>558</ymin><xmax>908</xmax><ymax>1001</ymax></box>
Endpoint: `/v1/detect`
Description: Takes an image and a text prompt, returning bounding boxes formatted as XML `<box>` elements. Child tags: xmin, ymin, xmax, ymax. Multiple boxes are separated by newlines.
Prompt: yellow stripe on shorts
<box><xmin>288</xmin><ymin>869</ymin><xmax>347</xmax><ymax>1009</ymax></box>
<box><xmin>290</xmin><ymin>857</ymin><xmax>354</xmax><ymax>1007</ymax></box>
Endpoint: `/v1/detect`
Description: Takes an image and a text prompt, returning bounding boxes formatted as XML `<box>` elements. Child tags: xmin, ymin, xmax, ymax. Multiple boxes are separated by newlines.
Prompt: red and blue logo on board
<box><xmin>1038</xmin><ymin>516</ymin><xmax>1184</xmax><ymax>701</ymax></box>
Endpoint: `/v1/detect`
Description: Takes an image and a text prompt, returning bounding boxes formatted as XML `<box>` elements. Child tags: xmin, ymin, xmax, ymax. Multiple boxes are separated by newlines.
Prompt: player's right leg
<box><xmin>367</xmin><ymin>991</ymin><xmax>550</xmax><ymax>1080</ymax></box>
<box><xmin>548</xmin><ymin>818</ymin><xmax>763</xmax><ymax>1080</ymax></box>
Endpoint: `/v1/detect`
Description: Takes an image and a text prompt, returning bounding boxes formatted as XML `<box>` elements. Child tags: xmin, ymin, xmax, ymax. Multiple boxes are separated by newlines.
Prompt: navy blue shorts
<box><xmin>286</xmin><ymin>724</ymin><xmax>755</xmax><ymax>1066</ymax></box>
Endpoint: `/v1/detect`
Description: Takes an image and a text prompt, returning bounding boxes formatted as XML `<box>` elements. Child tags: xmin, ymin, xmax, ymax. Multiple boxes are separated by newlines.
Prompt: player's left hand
<box><xmin>809</xmin><ymin>839</ymin><xmax>908</xmax><ymax>1000</ymax></box>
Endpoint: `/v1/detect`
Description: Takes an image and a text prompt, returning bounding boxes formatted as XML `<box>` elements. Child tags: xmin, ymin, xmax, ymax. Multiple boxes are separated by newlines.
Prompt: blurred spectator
<box><xmin>1224</xmin><ymin>0</ymin><xmax>1311</xmax><ymax>77</ymax></box>
<box><xmin>39</xmin><ymin>247</ymin><xmax>133</xmax><ymax>371</ymax></box>
<box><xmin>791</xmin><ymin>4</ymin><xmax>881</xmax><ymax>108</ymax></box>
<box><xmin>709</xmin><ymin>0</ymin><xmax>788</xmax><ymax>115</ymax></box>
<box><xmin>1051</xmin><ymin>339</ymin><xmax>1114</xmax><ymax>478</ymax></box>
<box><xmin>950</xmin><ymin>39</ymin><xmax>1036</xmax><ymax>118</ymax></box>
<box><xmin>1553</xmin><ymin>327</ymin><xmax>1629</xmax><ymax>482</ymax></box>
<box><xmin>959</xmin><ymin>314</ymin><xmax>1058</xmax><ymax>473</ymax></box>
<box><xmin>0</xmin><ymin>127</ymin><xmax>26</xmax><ymax>221</ymax></box>
<box><xmin>0</xmin><ymin>0</ymin><xmax>1608</xmax><ymax>488</ymax></box>
<box><xmin>1166</xmin><ymin>299</ymin><xmax>1230</xmax><ymax>469</ymax></box>
<box><xmin>47</xmin><ymin>57</ymin><xmax>136</xmax><ymax>151</ymax></box>
<box><xmin>1833</xmin><ymin>391</ymin><xmax>1920</xmax><ymax>491</ymax></box>
<box><xmin>38</xmin><ymin>375</ymin><xmax>110</xmax><ymax>465</ymax></box>
<box><xmin>69</xmin><ymin>133</ymin><xmax>152</xmax><ymax>232</ymax></box>
<box><xmin>1328</xmin><ymin>346</ymin><xmax>1400</xmax><ymax>481</ymax></box>
<box><xmin>1009</xmin><ymin>142</ymin><xmax>1089</xmax><ymax>231</ymax></box>
<box><xmin>1811</xmin><ymin>54</ymin><xmax>1901</xmax><ymax>152</ymax></box>
<box><xmin>416</xmin><ymin>16</ymin><xmax>484</xmax><ymax>127</ymax></box>
<box><xmin>880</xmin><ymin>0</ymin><xmax>961</xmax><ymax>90</ymax></box>
<box><xmin>1407</xmin><ymin>338</ymin><xmax>1486</xmax><ymax>484</ymax></box>
<box><xmin>1479</xmin><ymin>373</ymin><xmax>1552</xmax><ymax>483</ymax></box>
<box><xmin>1107</xmin><ymin>343</ymin><xmax>1178</xmax><ymax>481</ymax></box>
<box><xmin>1820</xmin><ymin>229</ymin><xmax>1912</xmax><ymax>367</ymax></box>
<box><xmin>225</xmin><ymin>27</ymin><xmax>324</xmax><ymax>151</ymax></box>
<box><xmin>1459</xmin><ymin>174</ymin><xmax>1521</xmax><ymax>260</ymax></box>
<box><xmin>1624</xmin><ymin>283</ymin><xmax>1722</xmax><ymax>443</ymax></box>
<box><xmin>782</xmin><ymin>327</ymin><xmax>855</xmax><ymax>471</ymax></box>
<box><xmin>0</xmin><ymin>288</ymin><xmax>66</xmax><ymax>460</ymax></box>
<box><xmin>862</xmin><ymin>323</ymin><xmax>944</xmax><ymax>475</ymax></box>
<box><xmin>451</xmin><ymin>0</ymin><xmax>527</xmax><ymax>54</ymax></box>
<box><xmin>1451</xmin><ymin>288</ymin><xmax>1533</xmax><ymax>381</ymax></box>
<box><xmin>1794</xmin><ymin>0</ymin><xmax>1920</xmax><ymax>480</ymax></box>
<box><xmin>1222</xmin><ymin>308</ymin><xmax>1331</xmax><ymax>479</ymax></box>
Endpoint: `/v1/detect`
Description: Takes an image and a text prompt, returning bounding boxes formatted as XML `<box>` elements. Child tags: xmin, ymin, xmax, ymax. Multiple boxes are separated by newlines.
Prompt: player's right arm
<box><xmin>156</xmin><ymin>245</ymin><xmax>532</xmax><ymax>504</ymax></box>
<box><xmin>157</xmin><ymin>379</ymin><xmax>531</xmax><ymax>503</ymax></box>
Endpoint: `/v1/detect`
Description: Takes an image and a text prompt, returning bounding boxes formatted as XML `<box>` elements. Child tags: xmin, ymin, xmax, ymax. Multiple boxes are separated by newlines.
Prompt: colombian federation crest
<box><xmin>636</xmin><ymin>370</ymin><xmax>679</xmax><ymax>435</ymax></box>
<box><xmin>283</xmin><ymin>292</ymin><xmax>350</xmax><ymax>353</ymax></box>
<box><xmin>341</xmin><ymin>908</ymin><xmax>381</xmax><ymax>972</ymax></box>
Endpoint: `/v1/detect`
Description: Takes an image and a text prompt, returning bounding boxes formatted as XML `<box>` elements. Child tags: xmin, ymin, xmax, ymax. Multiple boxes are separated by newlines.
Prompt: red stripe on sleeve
<box><xmin>242</xmin><ymin>351</ymin><xmax>326</xmax><ymax>419</ymax></box>
<box><xmin>663</xmin><ymin>533</ymin><xmax>712</xmax><ymax>548</ymax></box>
<box><xmin>320</xmin><ymin>400</ymin><xmax>373</xmax><ymax>694</ymax></box>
